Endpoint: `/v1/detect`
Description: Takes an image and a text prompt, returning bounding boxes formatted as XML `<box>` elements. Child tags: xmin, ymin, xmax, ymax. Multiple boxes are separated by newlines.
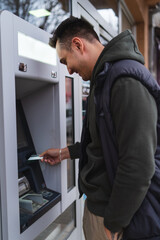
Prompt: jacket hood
<box><xmin>92</xmin><ymin>29</ymin><xmax>145</xmax><ymax>82</ymax></box>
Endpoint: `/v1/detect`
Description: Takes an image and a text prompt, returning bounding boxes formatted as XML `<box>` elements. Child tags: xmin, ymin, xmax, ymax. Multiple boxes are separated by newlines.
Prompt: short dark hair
<box><xmin>49</xmin><ymin>16</ymin><xmax>99</xmax><ymax>49</ymax></box>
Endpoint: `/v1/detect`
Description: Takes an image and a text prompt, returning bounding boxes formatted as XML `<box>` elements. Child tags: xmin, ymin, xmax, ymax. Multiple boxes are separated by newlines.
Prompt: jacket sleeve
<box><xmin>68</xmin><ymin>142</ymin><xmax>81</xmax><ymax>159</ymax></box>
<box><xmin>104</xmin><ymin>77</ymin><xmax>158</xmax><ymax>232</ymax></box>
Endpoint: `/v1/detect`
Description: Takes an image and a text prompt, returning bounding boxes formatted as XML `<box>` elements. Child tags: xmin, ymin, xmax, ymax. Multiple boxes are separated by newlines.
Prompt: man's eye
<box><xmin>60</xmin><ymin>59</ymin><xmax>66</xmax><ymax>65</ymax></box>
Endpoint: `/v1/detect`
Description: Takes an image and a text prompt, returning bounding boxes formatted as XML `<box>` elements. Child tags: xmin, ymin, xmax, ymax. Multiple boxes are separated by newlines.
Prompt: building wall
<box><xmin>125</xmin><ymin>0</ymin><xmax>159</xmax><ymax>69</ymax></box>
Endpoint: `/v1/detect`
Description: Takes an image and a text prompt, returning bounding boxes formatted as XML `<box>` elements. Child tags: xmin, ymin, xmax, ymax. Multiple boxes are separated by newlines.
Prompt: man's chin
<box><xmin>82</xmin><ymin>76</ymin><xmax>91</xmax><ymax>81</ymax></box>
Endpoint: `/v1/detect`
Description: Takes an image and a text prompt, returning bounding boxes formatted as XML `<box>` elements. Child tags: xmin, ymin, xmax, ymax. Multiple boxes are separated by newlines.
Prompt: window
<box><xmin>0</xmin><ymin>0</ymin><xmax>71</xmax><ymax>33</ymax></box>
<box><xmin>89</xmin><ymin>0</ymin><xmax>118</xmax><ymax>33</ymax></box>
<box><xmin>119</xmin><ymin>0</ymin><xmax>135</xmax><ymax>34</ymax></box>
<box><xmin>82</xmin><ymin>80</ymin><xmax>90</xmax><ymax>121</ymax></box>
<box><xmin>65</xmin><ymin>77</ymin><xmax>75</xmax><ymax>191</ymax></box>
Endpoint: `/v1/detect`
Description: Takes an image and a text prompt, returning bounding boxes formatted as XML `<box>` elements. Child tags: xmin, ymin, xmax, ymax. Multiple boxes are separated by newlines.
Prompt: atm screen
<box><xmin>16</xmin><ymin>100</ymin><xmax>35</xmax><ymax>169</ymax></box>
<box><xmin>16</xmin><ymin>100</ymin><xmax>44</xmax><ymax>189</ymax></box>
<box><xmin>17</xmin><ymin>110</ymin><xmax>29</xmax><ymax>149</ymax></box>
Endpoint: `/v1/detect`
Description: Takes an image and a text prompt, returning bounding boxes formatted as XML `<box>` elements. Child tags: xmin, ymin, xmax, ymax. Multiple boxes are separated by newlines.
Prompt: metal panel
<box><xmin>0</xmin><ymin>10</ymin><xmax>63</xmax><ymax>240</ymax></box>
<box><xmin>0</xmin><ymin>10</ymin><xmax>19</xmax><ymax>240</ymax></box>
<box><xmin>13</xmin><ymin>14</ymin><xmax>58</xmax><ymax>83</ymax></box>
<box><xmin>72</xmin><ymin>0</ymin><xmax>117</xmax><ymax>38</ymax></box>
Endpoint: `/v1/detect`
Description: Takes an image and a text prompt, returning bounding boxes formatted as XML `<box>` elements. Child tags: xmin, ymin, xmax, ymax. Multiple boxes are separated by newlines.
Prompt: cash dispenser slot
<box><xmin>16</xmin><ymin>100</ymin><xmax>61</xmax><ymax>233</ymax></box>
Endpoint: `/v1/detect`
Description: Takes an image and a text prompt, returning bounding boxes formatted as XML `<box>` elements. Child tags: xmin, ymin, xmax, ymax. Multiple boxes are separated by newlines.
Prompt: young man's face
<box><xmin>56</xmin><ymin>39</ymin><xmax>92</xmax><ymax>81</ymax></box>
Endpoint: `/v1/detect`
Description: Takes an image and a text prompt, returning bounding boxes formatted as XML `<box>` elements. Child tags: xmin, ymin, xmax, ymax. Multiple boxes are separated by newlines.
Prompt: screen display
<box><xmin>17</xmin><ymin>110</ymin><xmax>28</xmax><ymax>149</ymax></box>
<box><xmin>16</xmin><ymin>100</ymin><xmax>35</xmax><ymax>170</ymax></box>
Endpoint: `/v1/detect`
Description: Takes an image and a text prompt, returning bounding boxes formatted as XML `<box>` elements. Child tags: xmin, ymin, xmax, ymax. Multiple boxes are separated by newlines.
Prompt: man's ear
<box><xmin>72</xmin><ymin>37</ymin><xmax>84</xmax><ymax>53</ymax></box>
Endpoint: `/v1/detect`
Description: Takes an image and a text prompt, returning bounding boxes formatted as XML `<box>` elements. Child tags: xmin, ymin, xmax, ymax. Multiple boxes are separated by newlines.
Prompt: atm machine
<box><xmin>0</xmin><ymin>10</ymin><xmax>67</xmax><ymax>240</ymax></box>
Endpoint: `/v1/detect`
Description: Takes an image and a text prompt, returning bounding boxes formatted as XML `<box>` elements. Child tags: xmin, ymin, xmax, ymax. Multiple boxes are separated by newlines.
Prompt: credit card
<box><xmin>28</xmin><ymin>155</ymin><xmax>43</xmax><ymax>161</ymax></box>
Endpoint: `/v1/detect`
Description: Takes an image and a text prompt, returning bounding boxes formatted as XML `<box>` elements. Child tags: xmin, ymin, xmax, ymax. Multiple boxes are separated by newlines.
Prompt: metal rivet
<box><xmin>19</xmin><ymin>63</ymin><xmax>27</xmax><ymax>72</ymax></box>
<box><xmin>51</xmin><ymin>71</ymin><xmax>57</xmax><ymax>78</ymax></box>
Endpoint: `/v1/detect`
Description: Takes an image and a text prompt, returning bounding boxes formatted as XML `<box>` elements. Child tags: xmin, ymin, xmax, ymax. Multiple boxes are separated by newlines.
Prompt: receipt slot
<box><xmin>0</xmin><ymin>11</ymin><xmax>65</xmax><ymax>240</ymax></box>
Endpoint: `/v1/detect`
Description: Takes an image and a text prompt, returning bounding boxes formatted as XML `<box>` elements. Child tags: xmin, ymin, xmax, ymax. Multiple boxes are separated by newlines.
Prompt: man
<box><xmin>40</xmin><ymin>17</ymin><xmax>160</xmax><ymax>240</ymax></box>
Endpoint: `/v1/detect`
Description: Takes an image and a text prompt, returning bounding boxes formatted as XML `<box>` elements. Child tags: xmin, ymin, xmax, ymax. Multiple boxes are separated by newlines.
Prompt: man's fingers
<box><xmin>39</xmin><ymin>151</ymin><xmax>47</xmax><ymax>157</ymax></box>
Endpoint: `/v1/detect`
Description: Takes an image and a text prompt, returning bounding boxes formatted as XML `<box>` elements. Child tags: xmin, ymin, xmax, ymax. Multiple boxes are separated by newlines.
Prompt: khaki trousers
<box><xmin>83</xmin><ymin>200</ymin><xmax>123</xmax><ymax>240</ymax></box>
<box><xmin>83</xmin><ymin>200</ymin><xmax>109</xmax><ymax>240</ymax></box>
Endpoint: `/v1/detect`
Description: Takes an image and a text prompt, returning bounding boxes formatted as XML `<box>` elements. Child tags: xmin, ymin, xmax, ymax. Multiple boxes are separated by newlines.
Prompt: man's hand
<box><xmin>104</xmin><ymin>227</ymin><xmax>122</xmax><ymax>240</ymax></box>
<box><xmin>39</xmin><ymin>147</ymin><xmax>70</xmax><ymax>165</ymax></box>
